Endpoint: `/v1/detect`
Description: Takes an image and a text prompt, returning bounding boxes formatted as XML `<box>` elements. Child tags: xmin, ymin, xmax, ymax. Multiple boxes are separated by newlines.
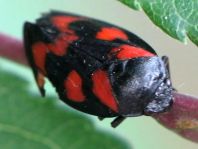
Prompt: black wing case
<box><xmin>24</xmin><ymin>23</ymin><xmax>46</xmax><ymax>96</ymax></box>
<box><xmin>24</xmin><ymin>11</ymin><xmax>157</xmax><ymax>117</ymax></box>
<box><xmin>41</xmin><ymin>11</ymin><xmax>157</xmax><ymax>57</ymax></box>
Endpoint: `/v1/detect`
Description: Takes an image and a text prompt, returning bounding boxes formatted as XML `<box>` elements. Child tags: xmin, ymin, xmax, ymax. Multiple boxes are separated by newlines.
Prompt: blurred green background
<box><xmin>0</xmin><ymin>0</ymin><xmax>197</xmax><ymax>149</ymax></box>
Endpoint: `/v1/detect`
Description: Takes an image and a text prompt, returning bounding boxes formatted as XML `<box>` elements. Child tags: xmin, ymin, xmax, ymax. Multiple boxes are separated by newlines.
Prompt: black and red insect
<box><xmin>24</xmin><ymin>11</ymin><xmax>173</xmax><ymax>127</ymax></box>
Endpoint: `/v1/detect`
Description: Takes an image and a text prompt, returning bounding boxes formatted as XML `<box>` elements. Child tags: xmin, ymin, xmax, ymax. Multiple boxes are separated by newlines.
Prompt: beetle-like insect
<box><xmin>24</xmin><ymin>11</ymin><xmax>173</xmax><ymax>127</ymax></box>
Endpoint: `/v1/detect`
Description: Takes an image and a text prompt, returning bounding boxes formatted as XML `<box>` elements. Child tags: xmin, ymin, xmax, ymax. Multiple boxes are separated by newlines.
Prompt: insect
<box><xmin>24</xmin><ymin>11</ymin><xmax>174</xmax><ymax>127</ymax></box>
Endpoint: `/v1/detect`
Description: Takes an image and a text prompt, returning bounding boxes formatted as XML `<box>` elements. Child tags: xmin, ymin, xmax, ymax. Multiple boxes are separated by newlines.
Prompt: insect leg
<box><xmin>98</xmin><ymin>117</ymin><xmax>105</xmax><ymax>121</ymax></box>
<box><xmin>111</xmin><ymin>116</ymin><xmax>126</xmax><ymax>128</ymax></box>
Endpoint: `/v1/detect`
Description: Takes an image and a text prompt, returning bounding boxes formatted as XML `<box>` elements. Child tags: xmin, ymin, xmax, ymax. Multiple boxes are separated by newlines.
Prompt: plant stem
<box><xmin>153</xmin><ymin>92</ymin><xmax>198</xmax><ymax>143</ymax></box>
<box><xmin>0</xmin><ymin>33</ymin><xmax>28</xmax><ymax>65</ymax></box>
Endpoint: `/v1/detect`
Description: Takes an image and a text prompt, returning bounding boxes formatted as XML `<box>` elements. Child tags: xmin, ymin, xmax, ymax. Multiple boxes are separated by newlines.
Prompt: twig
<box><xmin>154</xmin><ymin>92</ymin><xmax>198</xmax><ymax>143</ymax></box>
<box><xmin>0</xmin><ymin>33</ymin><xmax>28</xmax><ymax>65</ymax></box>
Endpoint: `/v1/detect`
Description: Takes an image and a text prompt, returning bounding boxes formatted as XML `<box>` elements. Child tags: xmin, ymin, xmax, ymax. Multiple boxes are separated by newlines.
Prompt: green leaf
<box><xmin>0</xmin><ymin>69</ymin><xmax>130</xmax><ymax>149</ymax></box>
<box><xmin>119</xmin><ymin>0</ymin><xmax>141</xmax><ymax>10</ymax></box>
<box><xmin>119</xmin><ymin>0</ymin><xmax>198</xmax><ymax>46</ymax></box>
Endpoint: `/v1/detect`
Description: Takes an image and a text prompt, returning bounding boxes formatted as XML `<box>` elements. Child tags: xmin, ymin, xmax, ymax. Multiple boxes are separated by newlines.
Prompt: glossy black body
<box><xmin>24</xmin><ymin>11</ymin><xmax>173</xmax><ymax>118</ymax></box>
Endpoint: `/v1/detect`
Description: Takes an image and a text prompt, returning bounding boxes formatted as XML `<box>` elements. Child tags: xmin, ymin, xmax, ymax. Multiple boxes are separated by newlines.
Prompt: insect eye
<box><xmin>111</xmin><ymin>61</ymin><xmax>129</xmax><ymax>78</ymax></box>
<box><xmin>112</xmin><ymin>66</ymin><xmax>124</xmax><ymax>77</ymax></box>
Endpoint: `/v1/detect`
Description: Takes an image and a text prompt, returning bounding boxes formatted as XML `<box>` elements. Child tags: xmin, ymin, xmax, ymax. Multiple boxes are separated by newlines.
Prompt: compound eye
<box><xmin>112</xmin><ymin>66</ymin><xmax>124</xmax><ymax>78</ymax></box>
<box><xmin>110</xmin><ymin>61</ymin><xmax>128</xmax><ymax>78</ymax></box>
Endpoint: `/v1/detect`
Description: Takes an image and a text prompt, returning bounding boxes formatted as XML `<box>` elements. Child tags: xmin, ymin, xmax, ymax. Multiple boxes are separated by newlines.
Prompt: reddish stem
<box><xmin>1</xmin><ymin>33</ymin><xmax>198</xmax><ymax>143</ymax></box>
<box><xmin>153</xmin><ymin>92</ymin><xmax>198</xmax><ymax>143</ymax></box>
<box><xmin>0</xmin><ymin>33</ymin><xmax>28</xmax><ymax>65</ymax></box>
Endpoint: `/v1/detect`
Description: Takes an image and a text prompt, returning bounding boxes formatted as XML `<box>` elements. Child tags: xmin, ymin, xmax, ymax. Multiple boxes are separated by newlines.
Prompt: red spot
<box><xmin>111</xmin><ymin>45</ymin><xmax>154</xmax><ymax>60</ymax></box>
<box><xmin>96</xmin><ymin>27</ymin><xmax>128</xmax><ymax>41</ymax></box>
<box><xmin>64</xmin><ymin>70</ymin><xmax>85</xmax><ymax>102</ymax></box>
<box><xmin>51</xmin><ymin>16</ymin><xmax>80</xmax><ymax>33</ymax></box>
<box><xmin>47</xmin><ymin>34</ymin><xmax>78</xmax><ymax>56</ymax></box>
<box><xmin>37</xmin><ymin>72</ymin><xmax>45</xmax><ymax>89</ymax></box>
<box><xmin>49</xmin><ymin>16</ymin><xmax>81</xmax><ymax>56</ymax></box>
<box><xmin>32</xmin><ymin>42</ymin><xmax>48</xmax><ymax>74</ymax></box>
<box><xmin>92</xmin><ymin>70</ymin><xmax>118</xmax><ymax>112</ymax></box>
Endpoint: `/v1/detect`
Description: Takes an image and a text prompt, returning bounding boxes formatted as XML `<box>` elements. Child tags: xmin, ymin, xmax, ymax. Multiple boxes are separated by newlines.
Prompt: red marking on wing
<box><xmin>51</xmin><ymin>16</ymin><xmax>80</xmax><ymax>33</ymax></box>
<box><xmin>64</xmin><ymin>70</ymin><xmax>85</xmax><ymax>102</ymax></box>
<box><xmin>49</xmin><ymin>16</ymin><xmax>80</xmax><ymax>56</ymax></box>
<box><xmin>96</xmin><ymin>27</ymin><xmax>128</xmax><ymax>41</ymax></box>
<box><xmin>92</xmin><ymin>70</ymin><xmax>118</xmax><ymax>112</ymax></box>
<box><xmin>32</xmin><ymin>42</ymin><xmax>48</xmax><ymax>74</ymax></box>
<box><xmin>47</xmin><ymin>34</ymin><xmax>78</xmax><ymax>56</ymax></box>
<box><xmin>37</xmin><ymin>72</ymin><xmax>45</xmax><ymax>89</ymax></box>
<box><xmin>111</xmin><ymin>45</ymin><xmax>154</xmax><ymax>60</ymax></box>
